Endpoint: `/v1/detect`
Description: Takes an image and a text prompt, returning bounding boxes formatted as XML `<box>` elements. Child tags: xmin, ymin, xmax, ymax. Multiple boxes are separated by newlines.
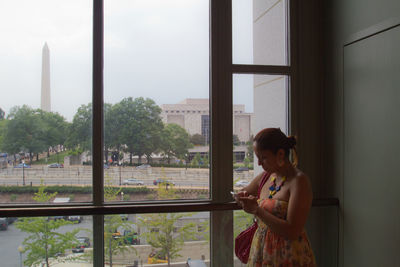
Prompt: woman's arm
<box><xmin>240</xmin><ymin>173</ymin><xmax>313</xmax><ymax>240</ymax></box>
<box><xmin>241</xmin><ymin>171</ymin><xmax>264</xmax><ymax>196</ymax></box>
<box><xmin>234</xmin><ymin>172</ymin><xmax>264</xmax><ymax>206</ymax></box>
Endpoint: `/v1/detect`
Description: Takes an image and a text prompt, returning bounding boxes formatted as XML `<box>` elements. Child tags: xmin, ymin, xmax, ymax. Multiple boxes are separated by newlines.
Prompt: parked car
<box><xmin>153</xmin><ymin>178</ymin><xmax>175</xmax><ymax>186</ymax></box>
<box><xmin>122</xmin><ymin>178</ymin><xmax>144</xmax><ymax>185</ymax></box>
<box><xmin>6</xmin><ymin>217</ymin><xmax>17</xmax><ymax>224</ymax></box>
<box><xmin>0</xmin><ymin>218</ymin><xmax>8</xmax><ymax>230</ymax></box>
<box><xmin>136</xmin><ymin>164</ymin><xmax>151</xmax><ymax>169</ymax></box>
<box><xmin>48</xmin><ymin>216</ymin><xmax>67</xmax><ymax>221</ymax></box>
<box><xmin>123</xmin><ymin>230</ymin><xmax>140</xmax><ymax>245</ymax></box>
<box><xmin>14</xmin><ymin>163</ymin><xmax>31</xmax><ymax>168</ymax></box>
<box><xmin>68</xmin><ymin>215</ymin><xmax>82</xmax><ymax>223</ymax></box>
<box><xmin>104</xmin><ymin>164</ymin><xmax>110</xmax><ymax>169</ymax></box>
<box><xmin>72</xmin><ymin>237</ymin><xmax>90</xmax><ymax>253</ymax></box>
<box><xmin>48</xmin><ymin>163</ymin><xmax>64</xmax><ymax>168</ymax></box>
<box><xmin>119</xmin><ymin>214</ymin><xmax>129</xmax><ymax>221</ymax></box>
<box><xmin>234</xmin><ymin>166</ymin><xmax>249</xmax><ymax>172</ymax></box>
<box><xmin>234</xmin><ymin>180</ymin><xmax>250</xmax><ymax>187</ymax></box>
<box><xmin>186</xmin><ymin>259</ymin><xmax>207</xmax><ymax>267</ymax></box>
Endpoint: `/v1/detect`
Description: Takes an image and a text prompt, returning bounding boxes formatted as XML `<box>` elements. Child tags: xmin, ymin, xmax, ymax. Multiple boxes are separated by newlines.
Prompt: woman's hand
<box><xmin>233</xmin><ymin>191</ymin><xmax>248</xmax><ymax>207</ymax></box>
<box><xmin>239</xmin><ymin>194</ymin><xmax>259</xmax><ymax>215</ymax></box>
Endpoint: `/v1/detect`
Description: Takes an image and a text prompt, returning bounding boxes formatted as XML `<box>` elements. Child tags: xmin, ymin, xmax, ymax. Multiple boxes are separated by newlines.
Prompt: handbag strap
<box><xmin>257</xmin><ymin>171</ymin><xmax>271</xmax><ymax>198</ymax></box>
<box><xmin>251</xmin><ymin>171</ymin><xmax>270</xmax><ymax>226</ymax></box>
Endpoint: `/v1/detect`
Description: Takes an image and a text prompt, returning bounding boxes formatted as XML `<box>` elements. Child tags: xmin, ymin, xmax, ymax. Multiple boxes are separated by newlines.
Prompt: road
<box><xmin>0</xmin><ymin>217</ymin><xmax>92</xmax><ymax>267</ymax></box>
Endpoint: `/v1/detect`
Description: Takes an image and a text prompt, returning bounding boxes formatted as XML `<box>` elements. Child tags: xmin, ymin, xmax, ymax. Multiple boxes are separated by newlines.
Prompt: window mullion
<box><xmin>93</xmin><ymin>0</ymin><xmax>104</xmax><ymax>266</ymax></box>
<box><xmin>232</xmin><ymin>64</ymin><xmax>292</xmax><ymax>75</ymax></box>
<box><xmin>210</xmin><ymin>0</ymin><xmax>233</xmax><ymax>266</ymax></box>
<box><xmin>288</xmin><ymin>0</ymin><xmax>298</xmax><ymax>135</ymax></box>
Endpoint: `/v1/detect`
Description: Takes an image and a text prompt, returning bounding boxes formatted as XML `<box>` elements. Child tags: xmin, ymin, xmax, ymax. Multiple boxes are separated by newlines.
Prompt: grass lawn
<box><xmin>33</xmin><ymin>151</ymin><xmax>69</xmax><ymax>165</ymax></box>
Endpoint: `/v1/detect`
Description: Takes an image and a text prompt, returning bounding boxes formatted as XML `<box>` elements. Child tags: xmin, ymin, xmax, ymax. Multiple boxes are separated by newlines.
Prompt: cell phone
<box><xmin>230</xmin><ymin>191</ymin><xmax>237</xmax><ymax>198</ymax></box>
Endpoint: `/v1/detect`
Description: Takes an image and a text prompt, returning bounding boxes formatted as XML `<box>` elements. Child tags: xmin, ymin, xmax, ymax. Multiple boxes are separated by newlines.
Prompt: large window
<box><xmin>0</xmin><ymin>0</ymin><xmax>294</xmax><ymax>266</ymax></box>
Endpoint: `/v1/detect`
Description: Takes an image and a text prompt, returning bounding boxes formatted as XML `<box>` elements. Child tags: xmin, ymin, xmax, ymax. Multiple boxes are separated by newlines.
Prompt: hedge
<box><xmin>0</xmin><ymin>185</ymin><xmax>212</xmax><ymax>196</ymax></box>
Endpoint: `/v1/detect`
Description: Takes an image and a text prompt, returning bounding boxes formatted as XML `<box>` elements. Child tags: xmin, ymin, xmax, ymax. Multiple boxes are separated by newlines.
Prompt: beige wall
<box><xmin>166</xmin><ymin>114</ymin><xmax>185</xmax><ymax>129</ymax></box>
<box><xmin>253</xmin><ymin>1</ymin><xmax>288</xmax><ymax>176</ymax></box>
<box><xmin>233</xmin><ymin>114</ymin><xmax>251</xmax><ymax>142</ymax></box>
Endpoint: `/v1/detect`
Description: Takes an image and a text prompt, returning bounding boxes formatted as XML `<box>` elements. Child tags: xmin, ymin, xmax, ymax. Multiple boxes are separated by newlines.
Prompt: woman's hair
<box><xmin>253</xmin><ymin>128</ymin><xmax>298</xmax><ymax>165</ymax></box>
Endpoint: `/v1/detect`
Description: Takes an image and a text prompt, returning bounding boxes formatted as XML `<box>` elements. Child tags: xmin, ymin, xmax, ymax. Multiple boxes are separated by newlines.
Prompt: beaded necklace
<box><xmin>268</xmin><ymin>176</ymin><xmax>286</xmax><ymax>199</ymax></box>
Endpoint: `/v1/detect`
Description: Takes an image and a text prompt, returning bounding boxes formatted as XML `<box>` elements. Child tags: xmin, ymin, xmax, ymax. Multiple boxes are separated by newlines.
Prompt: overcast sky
<box><xmin>0</xmin><ymin>0</ymin><xmax>253</xmax><ymax>121</ymax></box>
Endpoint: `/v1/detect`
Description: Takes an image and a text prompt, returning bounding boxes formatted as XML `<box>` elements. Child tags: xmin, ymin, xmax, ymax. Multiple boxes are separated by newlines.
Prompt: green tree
<box><xmin>0</xmin><ymin>119</ymin><xmax>8</xmax><ymax>151</ymax></box>
<box><xmin>191</xmin><ymin>153</ymin><xmax>202</xmax><ymax>167</ymax></box>
<box><xmin>104</xmin><ymin>215</ymin><xmax>133</xmax><ymax>267</ymax></box>
<box><xmin>161</xmin><ymin>123</ymin><xmax>193</xmax><ymax>164</ymax></box>
<box><xmin>138</xmin><ymin>185</ymin><xmax>199</xmax><ymax>266</ymax></box>
<box><xmin>118</xmin><ymin>97</ymin><xmax>163</xmax><ymax>164</ymax></box>
<box><xmin>103</xmin><ymin>103</ymin><xmax>114</xmax><ymax>162</ymax></box>
<box><xmin>139</xmin><ymin>213</ymin><xmax>197</xmax><ymax>266</ymax></box>
<box><xmin>104</xmin><ymin>178</ymin><xmax>135</xmax><ymax>266</ymax></box>
<box><xmin>38</xmin><ymin>110</ymin><xmax>69</xmax><ymax>157</ymax></box>
<box><xmin>190</xmin><ymin>134</ymin><xmax>205</xmax><ymax>146</ymax></box>
<box><xmin>233</xmin><ymin>134</ymin><xmax>240</xmax><ymax>146</ymax></box>
<box><xmin>104</xmin><ymin>102</ymin><xmax>129</xmax><ymax>164</ymax></box>
<box><xmin>0</xmin><ymin>107</ymin><xmax>4</xmax><ymax>120</ymax></box>
<box><xmin>115</xmin><ymin>98</ymin><xmax>138</xmax><ymax>164</ymax></box>
<box><xmin>130</xmin><ymin>97</ymin><xmax>163</xmax><ymax>164</ymax></box>
<box><xmin>65</xmin><ymin>104</ymin><xmax>92</xmax><ymax>154</ymax></box>
<box><xmin>16</xmin><ymin>182</ymin><xmax>79</xmax><ymax>267</ymax></box>
<box><xmin>156</xmin><ymin>168</ymin><xmax>177</xmax><ymax>199</ymax></box>
<box><xmin>246</xmin><ymin>135</ymin><xmax>254</xmax><ymax>162</ymax></box>
<box><xmin>202</xmin><ymin>153</ymin><xmax>209</xmax><ymax>166</ymax></box>
<box><xmin>2</xmin><ymin>105</ymin><xmax>46</xmax><ymax>163</ymax></box>
<box><xmin>243</xmin><ymin>156</ymin><xmax>251</xmax><ymax>168</ymax></box>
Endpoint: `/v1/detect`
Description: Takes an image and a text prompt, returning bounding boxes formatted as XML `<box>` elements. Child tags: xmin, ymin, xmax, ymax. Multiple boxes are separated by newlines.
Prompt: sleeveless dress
<box><xmin>247</xmin><ymin>198</ymin><xmax>316</xmax><ymax>267</ymax></box>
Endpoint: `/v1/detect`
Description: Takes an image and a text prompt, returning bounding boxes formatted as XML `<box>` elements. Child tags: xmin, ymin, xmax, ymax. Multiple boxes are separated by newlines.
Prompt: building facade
<box><xmin>161</xmin><ymin>98</ymin><xmax>252</xmax><ymax>144</ymax></box>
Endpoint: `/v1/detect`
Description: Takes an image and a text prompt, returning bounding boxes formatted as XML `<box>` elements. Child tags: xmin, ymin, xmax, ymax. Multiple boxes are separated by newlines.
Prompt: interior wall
<box><xmin>295</xmin><ymin>1</ymin><xmax>326</xmax><ymax>265</ymax></box>
<box><xmin>323</xmin><ymin>1</ymin><xmax>400</xmax><ymax>266</ymax></box>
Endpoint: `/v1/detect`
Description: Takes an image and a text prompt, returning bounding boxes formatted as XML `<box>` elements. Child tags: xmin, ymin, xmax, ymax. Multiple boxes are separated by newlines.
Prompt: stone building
<box><xmin>161</xmin><ymin>98</ymin><xmax>253</xmax><ymax>144</ymax></box>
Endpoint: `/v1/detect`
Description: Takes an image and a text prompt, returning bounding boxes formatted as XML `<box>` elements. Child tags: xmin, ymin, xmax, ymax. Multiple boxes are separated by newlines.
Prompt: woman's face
<box><xmin>254</xmin><ymin>143</ymin><xmax>284</xmax><ymax>172</ymax></box>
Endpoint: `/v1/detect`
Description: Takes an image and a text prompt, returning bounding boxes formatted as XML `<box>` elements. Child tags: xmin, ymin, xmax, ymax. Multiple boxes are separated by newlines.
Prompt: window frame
<box><xmin>0</xmin><ymin>0</ymin><xmax>296</xmax><ymax>266</ymax></box>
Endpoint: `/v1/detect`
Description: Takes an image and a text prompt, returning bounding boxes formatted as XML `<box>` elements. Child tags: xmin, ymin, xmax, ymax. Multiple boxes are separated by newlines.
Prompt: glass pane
<box><xmin>232</xmin><ymin>74</ymin><xmax>289</xmax><ymax>265</ymax></box>
<box><xmin>104</xmin><ymin>0</ymin><xmax>210</xmax><ymax>202</ymax></box>
<box><xmin>0</xmin><ymin>0</ymin><xmax>93</xmax><ymax>203</ymax></box>
<box><xmin>232</xmin><ymin>0</ymin><xmax>288</xmax><ymax>65</ymax></box>
<box><xmin>233</xmin><ymin>210</ymin><xmax>254</xmax><ymax>266</ymax></box>
<box><xmin>233</xmin><ymin>74</ymin><xmax>288</xmax><ymax>181</ymax></box>
<box><xmin>0</xmin><ymin>215</ymin><xmax>93</xmax><ymax>266</ymax></box>
<box><xmin>104</xmin><ymin>212</ymin><xmax>210</xmax><ymax>266</ymax></box>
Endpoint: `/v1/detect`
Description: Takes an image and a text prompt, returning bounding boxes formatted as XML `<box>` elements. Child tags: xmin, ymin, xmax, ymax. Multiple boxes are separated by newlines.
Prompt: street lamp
<box><xmin>18</xmin><ymin>245</ymin><xmax>24</xmax><ymax>267</ymax></box>
<box><xmin>22</xmin><ymin>160</ymin><xmax>25</xmax><ymax>186</ymax></box>
<box><xmin>119</xmin><ymin>161</ymin><xmax>122</xmax><ymax>186</ymax></box>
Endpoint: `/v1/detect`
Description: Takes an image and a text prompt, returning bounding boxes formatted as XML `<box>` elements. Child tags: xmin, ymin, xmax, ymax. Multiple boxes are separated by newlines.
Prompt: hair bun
<box><xmin>287</xmin><ymin>136</ymin><xmax>297</xmax><ymax>148</ymax></box>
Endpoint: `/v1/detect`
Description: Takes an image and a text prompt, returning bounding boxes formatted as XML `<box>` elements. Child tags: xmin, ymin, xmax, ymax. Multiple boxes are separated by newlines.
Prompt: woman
<box><xmin>236</xmin><ymin>128</ymin><xmax>316</xmax><ymax>267</ymax></box>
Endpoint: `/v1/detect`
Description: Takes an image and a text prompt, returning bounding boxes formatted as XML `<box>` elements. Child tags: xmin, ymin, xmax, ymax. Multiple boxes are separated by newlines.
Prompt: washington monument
<box><xmin>41</xmin><ymin>42</ymin><xmax>51</xmax><ymax>112</ymax></box>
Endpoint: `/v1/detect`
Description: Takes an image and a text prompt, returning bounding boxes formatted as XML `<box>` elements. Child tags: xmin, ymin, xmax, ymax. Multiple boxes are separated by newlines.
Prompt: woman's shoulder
<box><xmin>289</xmin><ymin>169</ymin><xmax>312</xmax><ymax>193</ymax></box>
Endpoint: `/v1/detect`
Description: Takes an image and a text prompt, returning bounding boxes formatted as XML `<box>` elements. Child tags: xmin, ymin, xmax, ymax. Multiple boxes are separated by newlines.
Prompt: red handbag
<box><xmin>234</xmin><ymin>171</ymin><xmax>270</xmax><ymax>264</ymax></box>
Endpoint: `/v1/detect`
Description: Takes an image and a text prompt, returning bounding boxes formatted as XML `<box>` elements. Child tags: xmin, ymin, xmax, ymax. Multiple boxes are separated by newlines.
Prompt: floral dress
<box><xmin>247</xmin><ymin>198</ymin><xmax>316</xmax><ymax>267</ymax></box>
